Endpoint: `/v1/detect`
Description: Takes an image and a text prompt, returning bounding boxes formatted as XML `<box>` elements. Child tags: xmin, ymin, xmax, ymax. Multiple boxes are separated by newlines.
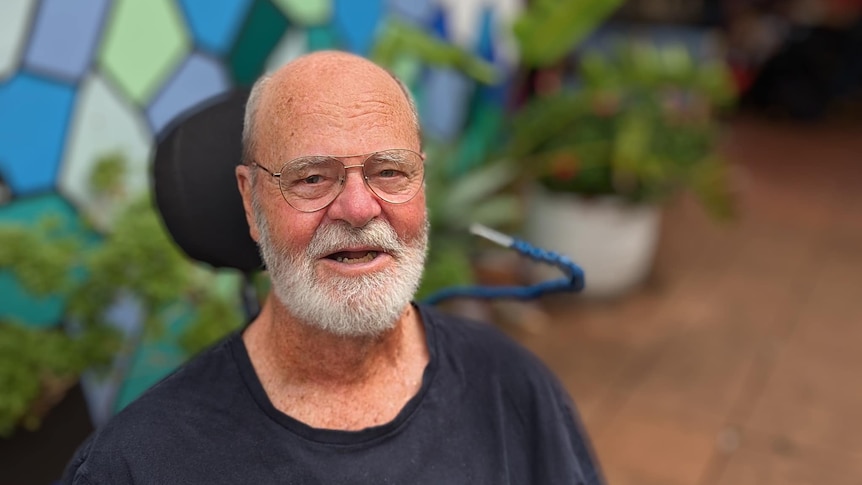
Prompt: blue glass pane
<box><xmin>386</xmin><ymin>0</ymin><xmax>435</xmax><ymax>26</ymax></box>
<box><xmin>420</xmin><ymin>68</ymin><xmax>471</xmax><ymax>141</ymax></box>
<box><xmin>474</xmin><ymin>7</ymin><xmax>507</xmax><ymax>104</ymax></box>
<box><xmin>332</xmin><ymin>0</ymin><xmax>382</xmax><ymax>55</ymax></box>
<box><xmin>177</xmin><ymin>0</ymin><xmax>253</xmax><ymax>55</ymax></box>
<box><xmin>476</xmin><ymin>7</ymin><xmax>495</xmax><ymax>62</ymax></box>
<box><xmin>0</xmin><ymin>74</ymin><xmax>76</xmax><ymax>195</ymax></box>
<box><xmin>430</xmin><ymin>6</ymin><xmax>448</xmax><ymax>39</ymax></box>
<box><xmin>24</xmin><ymin>0</ymin><xmax>110</xmax><ymax>82</ymax></box>
<box><xmin>147</xmin><ymin>53</ymin><xmax>230</xmax><ymax>134</ymax></box>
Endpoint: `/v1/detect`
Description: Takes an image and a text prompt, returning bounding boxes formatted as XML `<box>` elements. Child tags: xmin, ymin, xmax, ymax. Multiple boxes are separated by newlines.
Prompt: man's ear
<box><xmin>236</xmin><ymin>165</ymin><xmax>260</xmax><ymax>243</ymax></box>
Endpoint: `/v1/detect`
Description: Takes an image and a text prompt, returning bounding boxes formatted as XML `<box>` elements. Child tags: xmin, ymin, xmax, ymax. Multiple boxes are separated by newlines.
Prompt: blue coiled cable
<box><xmin>422</xmin><ymin>224</ymin><xmax>586</xmax><ymax>305</ymax></box>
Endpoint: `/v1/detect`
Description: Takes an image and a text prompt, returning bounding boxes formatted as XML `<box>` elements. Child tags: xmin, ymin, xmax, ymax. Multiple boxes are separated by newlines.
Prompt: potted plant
<box><xmin>502</xmin><ymin>1</ymin><xmax>736</xmax><ymax>297</ymax></box>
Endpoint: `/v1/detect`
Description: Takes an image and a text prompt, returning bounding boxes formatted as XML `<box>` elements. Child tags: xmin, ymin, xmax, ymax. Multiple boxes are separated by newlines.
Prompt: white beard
<box><xmin>252</xmin><ymin>192</ymin><xmax>428</xmax><ymax>337</ymax></box>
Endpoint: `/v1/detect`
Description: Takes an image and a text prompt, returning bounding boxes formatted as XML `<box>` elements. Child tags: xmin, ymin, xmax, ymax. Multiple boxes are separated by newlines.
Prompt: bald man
<box><xmin>64</xmin><ymin>51</ymin><xmax>602</xmax><ymax>484</ymax></box>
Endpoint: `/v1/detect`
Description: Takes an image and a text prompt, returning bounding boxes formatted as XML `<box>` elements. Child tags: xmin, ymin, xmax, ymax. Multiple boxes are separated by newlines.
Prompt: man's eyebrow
<box><xmin>370</xmin><ymin>151</ymin><xmax>407</xmax><ymax>162</ymax></box>
<box><xmin>286</xmin><ymin>156</ymin><xmax>339</xmax><ymax>170</ymax></box>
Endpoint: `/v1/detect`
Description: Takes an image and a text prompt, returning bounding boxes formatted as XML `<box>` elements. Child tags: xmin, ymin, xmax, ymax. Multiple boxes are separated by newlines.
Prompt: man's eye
<box><xmin>303</xmin><ymin>174</ymin><xmax>324</xmax><ymax>184</ymax></box>
<box><xmin>377</xmin><ymin>169</ymin><xmax>404</xmax><ymax>178</ymax></box>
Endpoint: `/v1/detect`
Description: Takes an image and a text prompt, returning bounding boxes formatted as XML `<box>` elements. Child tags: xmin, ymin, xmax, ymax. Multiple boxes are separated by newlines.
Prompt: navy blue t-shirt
<box><xmin>64</xmin><ymin>304</ymin><xmax>603</xmax><ymax>484</ymax></box>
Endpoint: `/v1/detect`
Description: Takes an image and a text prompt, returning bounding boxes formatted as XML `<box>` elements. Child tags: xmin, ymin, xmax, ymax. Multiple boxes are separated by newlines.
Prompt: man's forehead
<box><xmin>261</xmin><ymin>62</ymin><xmax>403</xmax><ymax>118</ymax></box>
<box><xmin>252</xmin><ymin>51</ymin><xmax>419</xmax><ymax>155</ymax></box>
<box><xmin>260</xmin><ymin>84</ymin><xmax>409</xmax><ymax>135</ymax></box>
<box><xmin>269</xmin><ymin>52</ymin><xmax>397</xmax><ymax>94</ymax></box>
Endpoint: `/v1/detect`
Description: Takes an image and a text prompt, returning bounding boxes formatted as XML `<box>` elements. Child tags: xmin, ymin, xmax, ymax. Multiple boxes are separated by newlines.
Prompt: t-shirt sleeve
<box><xmin>429</xmin><ymin>305</ymin><xmax>605</xmax><ymax>484</ymax></box>
<box><xmin>557</xmin><ymin>384</ymin><xmax>605</xmax><ymax>485</ymax></box>
<box><xmin>62</xmin><ymin>435</ymin><xmax>97</xmax><ymax>485</ymax></box>
<box><xmin>517</xmin><ymin>357</ymin><xmax>605</xmax><ymax>485</ymax></box>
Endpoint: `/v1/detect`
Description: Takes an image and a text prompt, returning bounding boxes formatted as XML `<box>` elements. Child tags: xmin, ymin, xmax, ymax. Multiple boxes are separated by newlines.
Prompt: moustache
<box><xmin>305</xmin><ymin>220</ymin><xmax>405</xmax><ymax>259</ymax></box>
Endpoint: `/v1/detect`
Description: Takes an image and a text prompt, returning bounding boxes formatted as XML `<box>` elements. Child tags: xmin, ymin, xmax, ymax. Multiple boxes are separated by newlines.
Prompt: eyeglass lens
<box><xmin>278</xmin><ymin>149</ymin><xmax>423</xmax><ymax>212</ymax></box>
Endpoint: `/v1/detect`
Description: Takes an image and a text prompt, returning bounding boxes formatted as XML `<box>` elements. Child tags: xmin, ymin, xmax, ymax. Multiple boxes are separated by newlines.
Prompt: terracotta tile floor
<box><xmin>504</xmin><ymin>116</ymin><xmax>862</xmax><ymax>485</ymax></box>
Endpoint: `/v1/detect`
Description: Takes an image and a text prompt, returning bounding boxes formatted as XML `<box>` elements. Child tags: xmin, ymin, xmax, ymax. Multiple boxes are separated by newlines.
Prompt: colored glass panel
<box><xmin>481</xmin><ymin>0</ymin><xmax>520</xmax><ymax>68</ymax></box>
<box><xmin>112</xmin><ymin>270</ymin><xmax>242</xmax><ymax>414</ymax></box>
<box><xmin>453</xmin><ymin>101</ymin><xmax>503</xmax><ymax>172</ymax></box>
<box><xmin>99</xmin><ymin>0</ymin><xmax>189</xmax><ymax>103</ymax></box>
<box><xmin>177</xmin><ymin>0</ymin><xmax>252</xmax><ymax>55</ymax></box>
<box><xmin>114</xmin><ymin>336</ymin><xmax>187</xmax><ymax>412</ymax></box>
<box><xmin>387</xmin><ymin>0</ymin><xmax>436</xmax><ymax>25</ymax></box>
<box><xmin>59</xmin><ymin>74</ymin><xmax>152</xmax><ymax>222</ymax></box>
<box><xmin>24</xmin><ymin>0</ymin><xmax>110</xmax><ymax>82</ymax></box>
<box><xmin>388</xmin><ymin>55</ymin><xmax>423</xmax><ymax>88</ymax></box>
<box><xmin>476</xmin><ymin>7</ymin><xmax>495</xmax><ymax>62</ymax></box>
<box><xmin>430</xmin><ymin>6</ymin><xmax>448</xmax><ymax>39</ymax></box>
<box><xmin>266</xmin><ymin>29</ymin><xmax>308</xmax><ymax>73</ymax></box>
<box><xmin>272</xmin><ymin>0</ymin><xmax>332</xmax><ymax>26</ymax></box>
<box><xmin>436</xmin><ymin>0</ymin><xmax>482</xmax><ymax>47</ymax></box>
<box><xmin>420</xmin><ymin>68</ymin><xmax>471</xmax><ymax>141</ymax></box>
<box><xmin>472</xmin><ymin>5</ymin><xmax>509</xmax><ymax>104</ymax></box>
<box><xmin>332</xmin><ymin>0</ymin><xmax>382</xmax><ymax>55</ymax></box>
<box><xmin>147</xmin><ymin>53</ymin><xmax>230</xmax><ymax>134</ymax></box>
<box><xmin>0</xmin><ymin>0</ymin><xmax>37</xmax><ymax>81</ymax></box>
<box><xmin>228</xmin><ymin>0</ymin><xmax>289</xmax><ymax>86</ymax></box>
<box><xmin>0</xmin><ymin>74</ymin><xmax>75</xmax><ymax>195</ymax></box>
<box><xmin>307</xmin><ymin>25</ymin><xmax>340</xmax><ymax>51</ymax></box>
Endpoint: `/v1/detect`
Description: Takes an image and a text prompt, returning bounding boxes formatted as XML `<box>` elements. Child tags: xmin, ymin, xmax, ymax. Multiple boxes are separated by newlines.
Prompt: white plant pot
<box><xmin>524</xmin><ymin>186</ymin><xmax>661</xmax><ymax>298</ymax></box>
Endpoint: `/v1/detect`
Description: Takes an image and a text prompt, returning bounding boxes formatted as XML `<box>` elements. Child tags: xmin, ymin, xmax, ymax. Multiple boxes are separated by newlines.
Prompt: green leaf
<box><xmin>442</xmin><ymin>161</ymin><xmax>518</xmax><ymax>215</ymax></box>
<box><xmin>513</xmin><ymin>0</ymin><xmax>626</xmax><ymax>68</ymax></box>
<box><xmin>468</xmin><ymin>195</ymin><xmax>522</xmax><ymax>229</ymax></box>
<box><xmin>88</xmin><ymin>153</ymin><xmax>128</xmax><ymax>197</ymax></box>
<box><xmin>415</xmin><ymin>241</ymin><xmax>474</xmax><ymax>300</ymax></box>
<box><xmin>372</xmin><ymin>20</ymin><xmax>499</xmax><ymax>84</ymax></box>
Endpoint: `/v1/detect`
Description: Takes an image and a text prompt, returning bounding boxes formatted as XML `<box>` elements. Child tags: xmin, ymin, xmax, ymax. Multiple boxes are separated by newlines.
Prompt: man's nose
<box><xmin>325</xmin><ymin>167</ymin><xmax>382</xmax><ymax>227</ymax></box>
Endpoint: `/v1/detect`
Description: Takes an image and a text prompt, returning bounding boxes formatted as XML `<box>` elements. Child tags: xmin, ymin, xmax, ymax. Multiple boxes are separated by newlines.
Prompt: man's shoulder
<box><xmin>63</xmin><ymin>333</ymin><xmax>247</xmax><ymax>484</ymax></box>
<box><xmin>419</xmin><ymin>303</ymin><xmax>562</xmax><ymax>395</ymax></box>
<box><xmin>420</xmin><ymin>303</ymin><xmax>544</xmax><ymax>365</ymax></box>
<box><xmin>418</xmin><ymin>304</ymin><xmax>603</xmax><ymax>483</ymax></box>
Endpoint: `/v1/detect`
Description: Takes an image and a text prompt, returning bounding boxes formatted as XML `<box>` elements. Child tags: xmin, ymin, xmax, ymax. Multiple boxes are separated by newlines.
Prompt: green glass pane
<box><xmin>113</xmin><ymin>271</ymin><xmax>242</xmax><ymax>412</ymax></box>
<box><xmin>306</xmin><ymin>25</ymin><xmax>340</xmax><ymax>51</ymax></box>
<box><xmin>454</xmin><ymin>102</ymin><xmax>503</xmax><ymax>174</ymax></box>
<box><xmin>113</xmin><ymin>305</ymin><xmax>191</xmax><ymax>412</ymax></box>
<box><xmin>0</xmin><ymin>195</ymin><xmax>98</xmax><ymax>328</ymax></box>
<box><xmin>272</xmin><ymin>0</ymin><xmax>332</xmax><ymax>26</ymax></box>
<box><xmin>389</xmin><ymin>55</ymin><xmax>422</xmax><ymax>87</ymax></box>
<box><xmin>99</xmin><ymin>0</ymin><xmax>189</xmax><ymax>103</ymax></box>
<box><xmin>228</xmin><ymin>0</ymin><xmax>289</xmax><ymax>87</ymax></box>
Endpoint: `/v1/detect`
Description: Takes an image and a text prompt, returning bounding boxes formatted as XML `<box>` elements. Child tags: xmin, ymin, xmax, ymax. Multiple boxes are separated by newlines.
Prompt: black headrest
<box><xmin>153</xmin><ymin>89</ymin><xmax>263</xmax><ymax>273</ymax></box>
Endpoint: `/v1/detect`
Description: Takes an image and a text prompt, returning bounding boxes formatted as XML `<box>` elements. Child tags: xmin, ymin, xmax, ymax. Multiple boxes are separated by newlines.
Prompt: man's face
<box><xmin>251</xmin><ymin>189</ymin><xmax>428</xmax><ymax>337</ymax></box>
<box><xmin>237</xmin><ymin>56</ymin><xmax>427</xmax><ymax>336</ymax></box>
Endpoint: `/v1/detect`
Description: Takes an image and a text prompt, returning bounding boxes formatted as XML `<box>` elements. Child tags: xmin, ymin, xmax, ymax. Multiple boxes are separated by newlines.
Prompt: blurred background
<box><xmin>1</xmin><ymin>0</ymin><xmax>861</xmax><ymax>483</ymax></box>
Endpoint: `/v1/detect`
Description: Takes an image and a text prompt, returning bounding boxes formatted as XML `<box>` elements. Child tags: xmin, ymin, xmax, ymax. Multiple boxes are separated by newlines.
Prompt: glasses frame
<box><xmin>251</xmin><ymin>149</ymin><xmax>426</xmax><ymax>213</ymax></box>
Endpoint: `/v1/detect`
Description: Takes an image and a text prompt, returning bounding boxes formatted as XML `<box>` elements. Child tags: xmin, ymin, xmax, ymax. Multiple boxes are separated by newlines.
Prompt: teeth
<box><xmin>336</xmin><ymin>251</ymin><xmax>377</xmax><ymax>264</ymax></box>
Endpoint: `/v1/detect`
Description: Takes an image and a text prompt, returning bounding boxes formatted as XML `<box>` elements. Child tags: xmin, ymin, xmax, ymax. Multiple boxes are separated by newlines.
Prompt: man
<box><xmin>64</xmin><ymin>51</ymin><xmax>602</xmax><ymax>484</ymax></box>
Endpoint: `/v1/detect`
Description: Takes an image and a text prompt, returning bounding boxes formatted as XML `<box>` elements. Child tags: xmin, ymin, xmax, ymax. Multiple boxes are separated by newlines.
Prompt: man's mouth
<box><xmin>326</xmin><ymin>251</ymin><xmax>379</xmax><ymax>264</ymax></box>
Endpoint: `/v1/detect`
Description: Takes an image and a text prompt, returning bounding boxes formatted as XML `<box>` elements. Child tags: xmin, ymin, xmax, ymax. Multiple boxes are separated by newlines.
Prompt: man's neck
<box><xmin>242</xmin><ymin>293</ymin><xmax>429</xmax><ymax>429</ymax></box>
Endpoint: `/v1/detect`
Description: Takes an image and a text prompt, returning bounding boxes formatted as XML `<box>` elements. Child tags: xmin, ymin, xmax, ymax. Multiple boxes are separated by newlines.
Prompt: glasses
<box><xmin>252</xmin><ymin>149</ymin><xmax>425</xmax><ymax>213</ymax></box>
